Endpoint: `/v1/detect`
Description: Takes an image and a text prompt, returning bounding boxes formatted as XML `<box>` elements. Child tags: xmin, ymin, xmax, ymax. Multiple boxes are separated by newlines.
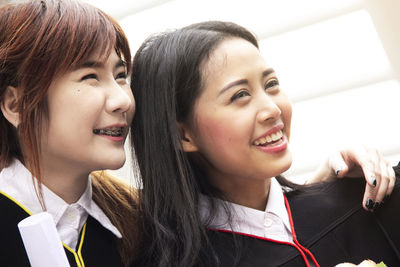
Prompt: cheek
<box><xmin>195</xmin><ymin>113</ymin><xmax>247</xmax><ymax>154</ymax></box>
<box><xmin>279</xmin><ymin>98</ymin><xmax>292</xmax><ymax>140</ymax></box>
<box><xmin>127</xmin><ymin>92</ymin><xmax>136</xmax><ymax>124</ymax></box>
<box><xmin>196</xmin><ymin>116</ymin><xmax>232</xmax><ymax>149</ymax></box>
<box><xmin>47</xmin><ymin>91</ymin><xmax>103</xmax><ymax>137</ymax></box>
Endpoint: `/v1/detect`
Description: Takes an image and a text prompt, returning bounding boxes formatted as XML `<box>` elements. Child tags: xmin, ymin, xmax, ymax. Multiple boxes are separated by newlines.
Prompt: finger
<box><xmin>359</xmin><ymin>159</ymin><xmax>378</xmax><ymax>188</ymax></box>
<box><xmin>363</xmin><ymin>182</ymin><xmax>377</xmax><ymax>212</ymax></box>
<box><xmin>356</xmin><ymin>147</ymin><xmax>379</xmax><ymax>187</ymax></box>
<box><xmin>374</xmin><ymin>160</ymin><xmax>392</xmax><ymax>204</ymax></box>
<box><xmin>340</xmin><ymin>146</ymin><xmax>376</xmax><ymax>181</ymax></box>
<box><xmin>374</xmin><ymin>176</ymin><xmax>388</xmax><ymax>206</ymax></box>
<box><xmin>386</xmin><ymin>165</ymin><xmax>396</xmax><ymax>197</ymax></box>
<box><xmin>375</xmin><ymin>161</ymin><xmax>396</xmax><ymax>203</ymax></box>
<box><xmin>361</xmin><ymin>153</ymin><xmax>382</xmax><ymax>211</ymax></box>
<box><xmin>329</xmin><ymin>152</ymin><xmax>350</xmax><ymax>178</ymax></box>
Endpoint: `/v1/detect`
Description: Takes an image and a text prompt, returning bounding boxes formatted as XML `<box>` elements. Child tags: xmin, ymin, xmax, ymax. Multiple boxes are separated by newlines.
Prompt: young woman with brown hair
<box><xmin>0</xmin><ymin>0</ymin><xmax>137</xmax><ymax>266</ymax></box>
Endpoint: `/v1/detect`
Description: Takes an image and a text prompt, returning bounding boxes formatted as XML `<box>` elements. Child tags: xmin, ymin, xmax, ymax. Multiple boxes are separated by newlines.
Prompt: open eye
<box><xmin>230</xmin><ymin>90</ymin><xmax>250</xmax><ymax>102</ymax></box>
<box><xmin>265</xmin><ymin>78</ymin><xmax>279</xmax><ymax>90</ymax></box>
<box><xmin>81</xmin><ymin>73</ymin><xmax>98</xmax><ymax>81</ymax></box>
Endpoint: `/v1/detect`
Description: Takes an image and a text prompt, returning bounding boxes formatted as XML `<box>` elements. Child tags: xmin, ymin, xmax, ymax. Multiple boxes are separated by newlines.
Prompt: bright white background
<box><xmin>83</xmin><ymin>0</ymin><xmax>400</xmax><ymax>184</ymax></box>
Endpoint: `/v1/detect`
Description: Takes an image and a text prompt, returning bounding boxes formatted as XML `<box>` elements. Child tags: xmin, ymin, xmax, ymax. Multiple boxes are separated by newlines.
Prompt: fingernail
<box><xmin>372</xmin><ymin>202</ymin><xmax>380</xmax><ymax>211</ymax></box>
<box><xmin>371</xmin><ymin>177</ymin><xmax>376</xmax><ymax>187</ymax></box>
<box><xmin>365</xmin><ymin>199</ymin><xmax>374</xmax><ymax>210</ymax></box>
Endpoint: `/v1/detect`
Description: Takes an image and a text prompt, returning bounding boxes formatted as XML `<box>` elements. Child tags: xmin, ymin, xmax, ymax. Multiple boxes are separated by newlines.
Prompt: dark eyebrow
<box><xmin>261</xmin><ymin>68</ymin><xmax>275</xmax><ymax>78</ymax></box>
<box><xmin>218</xmin><ymin>68</ymin><xmax>275</xmax><ymax>97</ymax></box>
<box><xmin>116</xmin><ymin>60</ymin><xmax>126</xmax><ymax>69</ymax></box>
<box><xmin>75</xmin><ymin>61</ymin><xmax>103</xmax><ymax>70</ymax></box>
<box><xmin>73</xmin><ymin>59</ymin><xmax>126</xmax><ymax>71</ymax></box>
<box><xmin>218</xmin><ymin>79</ymin><xmax>249</xmax><ymax>97</ymax></box>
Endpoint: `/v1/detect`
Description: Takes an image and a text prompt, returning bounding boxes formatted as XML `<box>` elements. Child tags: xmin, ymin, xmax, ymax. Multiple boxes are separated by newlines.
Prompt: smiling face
<box><xmin>182</xmin><ymin>38</ymin><xmax>292</xmax><ymax>187</ymax></box>
<box><xmin>41</xmin><ymin>49</ymin><xmax>135</xmax><ymax>175</ymax></box>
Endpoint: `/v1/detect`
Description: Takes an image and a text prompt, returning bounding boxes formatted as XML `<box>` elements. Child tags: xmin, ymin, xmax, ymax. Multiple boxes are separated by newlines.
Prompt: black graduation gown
<box><xmin>0</xmin><ymin>191</ymin><xmax>123</xmax><ymax>267</ymax></box>
<box><xmin>205</xmin><ymin>175</ymin><xmax>400</xmax><ymax>266</ymax></box>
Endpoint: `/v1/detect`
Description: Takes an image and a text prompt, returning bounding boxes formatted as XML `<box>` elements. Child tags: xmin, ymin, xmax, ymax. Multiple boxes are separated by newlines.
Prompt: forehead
<box><xmin>68</xmin><ymin>47</ymin><xmax>124</xmax><ymax>73</ymax></box>
<box><xmin>74</xmin><ymin>47</ymin><xmax>114</xmax><ymax>66</ymax></box>
<box><xmin>212</xmin><ymin>38</ymin><xmax>260</xmax><ymax>60</ymax></box>
<box><xmin>201</xmin><ymin>38</ymin><xmax>267</xmax><ymax>86</ymax></box>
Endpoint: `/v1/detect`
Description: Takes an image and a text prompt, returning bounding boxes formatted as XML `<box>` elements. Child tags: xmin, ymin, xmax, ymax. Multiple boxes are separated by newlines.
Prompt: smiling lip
<box><xmin>254</xmin><ymin>124</ymin><xmax>284</xmax><ymax>142</ymax></box>
<box><xmin>255</xmin><ymin>135</ymin><xmax>288</xmax><ymax>154</ymax></box>
<box><xmin>93</xmin><ymin>123</ymin><xmax>127</xmax><ymax>142</ymax></box>
<box><xmin>253</xmin><ymin>123</ymin><xmax>288</xmax><ymax>154</ymax></box>
<box><xmin>100</xmin><ymin>135</ymin><xmax>125</xmax><ymax>142</ymax></box>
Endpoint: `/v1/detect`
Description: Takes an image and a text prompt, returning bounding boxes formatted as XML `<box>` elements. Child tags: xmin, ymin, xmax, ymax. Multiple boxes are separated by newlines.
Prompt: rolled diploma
<box><xmin>18</xmin><ymin>212</ymin><xmax>70</xmax><ymax>267</ymax></box>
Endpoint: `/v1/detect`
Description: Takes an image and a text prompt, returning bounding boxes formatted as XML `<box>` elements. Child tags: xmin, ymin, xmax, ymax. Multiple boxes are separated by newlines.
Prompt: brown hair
<box><xmin>0</xmin><ymin>0</ymin><xmax>136</xmax><ymax>265</ymax></box>
<box><xmin>91</xmin><ymin>171</ymin><xmax>139</xmax><ymax>265</ymax></box>
<box><xmin>0</xmin><ymin>0</ymin><xmax>131</xmax><ymax>177</ymax></box>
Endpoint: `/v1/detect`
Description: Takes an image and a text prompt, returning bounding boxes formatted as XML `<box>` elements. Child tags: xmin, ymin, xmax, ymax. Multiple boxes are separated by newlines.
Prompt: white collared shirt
<box><xmin>0</xmin><ymin>159</ymin><xmax>122</xmax><ymax>251</ymax></box>
<box><xmin>199</xmin><ymin>178</ymin><xmax>293</xmax><ymax>243</ymax></box>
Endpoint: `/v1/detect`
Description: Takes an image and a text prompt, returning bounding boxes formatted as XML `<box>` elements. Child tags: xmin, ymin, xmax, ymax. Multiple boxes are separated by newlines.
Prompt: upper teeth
<box><xmin>254</xmin><ymin>130</ymin><xmax>283</xmax><ymax>145</ymax></box>
<box><xmin>94</xmin><ymin>128</ymin><xmax>123</xmax><ymax>136</ymax></box>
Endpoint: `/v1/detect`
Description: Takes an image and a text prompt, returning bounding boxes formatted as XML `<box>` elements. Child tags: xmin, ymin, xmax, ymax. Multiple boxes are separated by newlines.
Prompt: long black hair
<box><xmin>130</xmin><ymin>21</ymin><xmax>301</xmax><ymax>267</ymax></box>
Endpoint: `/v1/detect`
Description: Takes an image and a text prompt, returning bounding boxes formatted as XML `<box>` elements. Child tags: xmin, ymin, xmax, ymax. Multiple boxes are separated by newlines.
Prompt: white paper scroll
<box><xmin>18</xmin><ymin>212</ymin><xmax>70</xmax><ymax>267</ymax></box>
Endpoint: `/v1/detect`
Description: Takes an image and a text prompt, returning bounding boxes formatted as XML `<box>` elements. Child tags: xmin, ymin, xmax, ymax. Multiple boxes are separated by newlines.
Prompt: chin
<box><xmin>106</xmin><ymin>159</ymin><xmax>126</xmax><ymax>170</ymax></box>
<box><xmin>282</xmin><ymin>155</ymin><xmax>293</xmax><ymax>172</ymax></box>
<box><xmin>271</xmin><ymin>152</ymin><xmax>293</xmax><ymax>176</ymax></box>
<box><xmin>97</xmin><ymin>153</ymin><xmax>126</xmax><ymax>170</ymax></box>
<box><xmin>101</xmin><ymin>146</ymin><xmax>128</xmax><ymax>168</ymax></box>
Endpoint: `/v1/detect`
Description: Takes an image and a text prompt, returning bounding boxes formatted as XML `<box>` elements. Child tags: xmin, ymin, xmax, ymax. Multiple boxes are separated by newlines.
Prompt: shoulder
<box><xmin>0</xmin><ymin>193</ymin><xmax>31</xmax><ymax>265</ymax></box>
<box><xmin>286</xmin><ymin>171</ymin><xmax>400</xmax><ymax>243</ymax></box>
<box><xmin>286</xmin><ymin>178</ymin><xmax>365</xmax><ymax>211</ymax></box>
<box><xmin>0</xmin><ymin>192</ymin><xmax>31</xmax><ymax>222</ymax></box>
<box><xmin>287</xmin><ymin>164</ymin><xmax>400</xmax><ymax>209</ymax></box>
<box><xmin>285</xmin><ymin>179</ymin><xmax>364</xmax><ymax>239</ymax></box>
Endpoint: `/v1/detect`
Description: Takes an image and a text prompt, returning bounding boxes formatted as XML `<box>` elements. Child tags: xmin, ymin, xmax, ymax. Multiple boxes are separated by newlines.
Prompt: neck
<box><xmin>211</xmin><ymin>174</ymin><xmax>272</xmax><ymax>211</ymax></box>
<box><xmin>39</xmin><ymin>161</ymin><xmax>89</xmax><ymax>204</ymax></box>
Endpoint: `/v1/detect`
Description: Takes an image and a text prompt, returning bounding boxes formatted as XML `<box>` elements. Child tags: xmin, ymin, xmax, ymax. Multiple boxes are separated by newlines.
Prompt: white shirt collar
<box><xmin>76</xmin><ymin>178</ymin><xmax>122</xmax><ymax>239</ymax></box>
<box><xmin>266</xmin><ymin>177</ymin><xmax>291</xmax><ymax>230</ymax></box>
<box><xmin>0</xmin><ymin>159</ymin><xmax>122</xmax><ymax>246</ymax></box>
<box><xmin>200</xmin><ymin>178</ymin><xmax>293</xmax><ymax>243</ymax></box>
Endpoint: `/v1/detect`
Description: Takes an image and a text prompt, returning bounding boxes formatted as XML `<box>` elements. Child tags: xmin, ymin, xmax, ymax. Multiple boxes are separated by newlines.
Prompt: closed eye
<box><xmin>115</xmin><ymin>72</ymin><xmax>127</xmax><ymax>80</ymax></box>
<box><xmin>81</xmin><ymin>73</ymin><xmax>98</xmax><ymax>81</ymax></box>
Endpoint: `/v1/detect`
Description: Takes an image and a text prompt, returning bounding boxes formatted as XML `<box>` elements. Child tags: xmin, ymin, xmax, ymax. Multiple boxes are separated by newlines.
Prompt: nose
<box><xmin>106</xmin><ymin>81</ymin><xmax>133</xmax><ymax>114</ymax></box>
<box><xmin>256</xmin><ymin>92</ymin><xmax>281</xmax><ymax>124</ymax></box>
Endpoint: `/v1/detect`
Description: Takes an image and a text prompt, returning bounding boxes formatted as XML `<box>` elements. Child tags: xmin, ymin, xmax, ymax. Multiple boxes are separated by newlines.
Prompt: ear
<box><xmin>178</xmin><ymin>123</ymin><xmax>199</xmax><ymax>152</ymax></box>
<box><xmin>0</xmin><ymin>86</ymin><xmax>20</xmax><ymax>128</ymax></box>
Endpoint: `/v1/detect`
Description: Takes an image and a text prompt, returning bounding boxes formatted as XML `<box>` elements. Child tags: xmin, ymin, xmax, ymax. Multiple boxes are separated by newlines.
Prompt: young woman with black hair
<box><xmin>0</xmin><ymin>0</ymin><xmax>138</xmax><ymax>266</ymax></box>
<box><xmin>130</xmin><ymin>21</ymin><xmax>399</xmax><ymax>267</ymax></box>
